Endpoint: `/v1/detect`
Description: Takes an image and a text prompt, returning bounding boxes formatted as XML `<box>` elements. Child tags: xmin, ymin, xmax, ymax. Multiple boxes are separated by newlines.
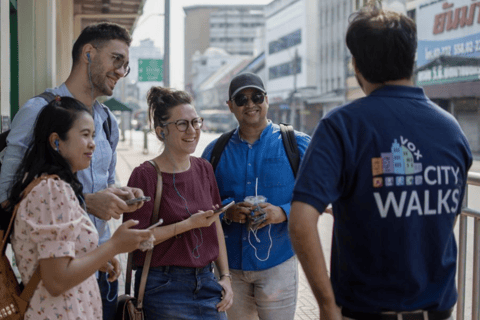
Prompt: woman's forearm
<box><xmin>39</xmin><ymin>240</ymin><xmax>118</xmax><ymax>297</ymax></box>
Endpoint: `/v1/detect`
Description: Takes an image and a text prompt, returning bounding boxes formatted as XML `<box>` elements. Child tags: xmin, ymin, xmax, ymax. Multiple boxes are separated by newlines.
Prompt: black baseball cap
<box><xmin>228</xmin><ymin>73</ymin><xmax>266</xmax><ymax>100</ymax></box>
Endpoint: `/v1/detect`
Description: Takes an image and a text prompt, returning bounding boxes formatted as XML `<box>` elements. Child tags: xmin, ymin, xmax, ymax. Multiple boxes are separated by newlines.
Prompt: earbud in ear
<box><xmin>161</xmin><ymin>132</ymin><xmax>165</xmax><ymax>139</ymax></box>
<box><xmin>55</xmin><ymin>140</ymin><xmax>59</xmax><ymax>152</ymax></box>
<box><xmin>86</xmin><ymin>52</ymin><xmax>91</xmax><ymax>63</ymax></box>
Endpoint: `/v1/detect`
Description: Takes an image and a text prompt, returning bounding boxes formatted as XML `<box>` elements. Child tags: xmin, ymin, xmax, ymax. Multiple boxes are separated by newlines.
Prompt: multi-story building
<box><xmin>305</xmin><ymin>0</ymin><xmax>352</xmax><ymax>135</ymax></box>
<box><xmin>190</xmin><ymin>47</ymin><xmax>249</xmax><ymax>96</ymax></box>
<box><xmin>264</xmin><ymin>0</ymin><xmax>319</xmax><ymax>134</ymax></box>
<box><xmin>183</xmin><ymin>5</ymin><xmax>265</xmax><ymax>94</ymax></box>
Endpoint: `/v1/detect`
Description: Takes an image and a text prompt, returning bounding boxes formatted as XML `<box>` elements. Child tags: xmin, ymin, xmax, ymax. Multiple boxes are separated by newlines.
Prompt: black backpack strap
<box><xmin>102</xmin><ymin>106</ymin><xmax>112</xmax><ymax>144</ymax></box>
<box><xmin>210</xmin><ymin>129</ymin><xmax>235</xmax><ymax>172</ymax></box>
<box><xmin>35</xmin><ymin>91</ymin><xmax>57</xmax><ymax>104</ymax></box>
<box><xmin>279</xmin><ymin>123</ymin><xmax>300</xmax><ymax>178</ymax></box>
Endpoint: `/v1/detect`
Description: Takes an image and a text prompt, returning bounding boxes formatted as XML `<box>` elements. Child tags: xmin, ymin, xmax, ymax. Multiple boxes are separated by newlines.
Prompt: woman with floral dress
<box><xmin>8</xmin><ymin>97</ymin><xmax>152</xmax><ymax>319</ymax></box>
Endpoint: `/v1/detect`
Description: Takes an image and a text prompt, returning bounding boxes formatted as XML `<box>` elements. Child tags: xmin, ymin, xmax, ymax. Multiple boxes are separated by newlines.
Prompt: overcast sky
<box><xmin>131</xmin><ymin>0</ymin><xmax>273</xmax><ymax>89</ymax></box>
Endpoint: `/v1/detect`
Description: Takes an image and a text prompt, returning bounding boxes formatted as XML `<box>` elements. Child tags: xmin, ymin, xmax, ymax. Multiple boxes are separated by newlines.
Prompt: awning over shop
<box><xmin>74</xmin><ymin>0</ymin><xmax>146</xmax><ymax>34</ymax></box>
<box><xmin>104</xmin><ymin>98</ymin><xmax>132</xmax><ymax>112</ymax></box>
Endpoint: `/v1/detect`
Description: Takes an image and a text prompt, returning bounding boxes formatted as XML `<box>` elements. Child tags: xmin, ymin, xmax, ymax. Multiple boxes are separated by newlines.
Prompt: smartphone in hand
<box><xmin>125</xmin><ymin>196</ymin><xmax>151</xmax><ymax>205</ymax></box>
<box><xmin>214</xmin><ymin>201</ymin><xmax>235</xmax><ymax>214</ymax></box>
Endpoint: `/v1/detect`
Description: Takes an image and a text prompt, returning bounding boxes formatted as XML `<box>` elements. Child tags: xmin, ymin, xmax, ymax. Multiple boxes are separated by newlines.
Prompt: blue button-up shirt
<box><xmin>202</xmin><ymin>121</ymin><xmax>310</xmax><ymax>271</ymax></box>
<box><xmin>0</xmin><ymin>83</ymin><xmax>119</xmax><ymax>245</ymax></box>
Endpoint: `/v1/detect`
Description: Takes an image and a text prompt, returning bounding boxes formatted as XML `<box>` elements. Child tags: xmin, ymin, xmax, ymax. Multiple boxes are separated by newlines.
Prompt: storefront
<box><xmin>415</xmin><ymin>0</ymin><xmax>480</xmax><ymax>153</ymax></box>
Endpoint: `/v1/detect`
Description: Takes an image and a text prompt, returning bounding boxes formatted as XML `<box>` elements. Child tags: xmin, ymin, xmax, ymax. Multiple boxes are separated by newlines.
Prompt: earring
<box><xmin>55</xmin><ymin>140</ymin><xmax>59</xmax><ymax>152</ymax></box>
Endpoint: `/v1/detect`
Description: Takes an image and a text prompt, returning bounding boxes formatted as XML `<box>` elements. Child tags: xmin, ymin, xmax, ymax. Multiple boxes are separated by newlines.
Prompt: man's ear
<box><xmin>227</xmin><ymin>100</ymin><xmax>234</xmax><ymax>113</ymax></box>
<box><xmin>352</xmin><ymin>56</ymin><xmax>360</xmax><ymax>74</ymax></box>
<box><xmin>49</xmin><ymin>133</ymin><xmax>60</xmax><ymax>150</ymax></box>
<box><xmin>82</xmin><ymin>43</ymin><xmax>96</xmax><ymax>64</ymax></box>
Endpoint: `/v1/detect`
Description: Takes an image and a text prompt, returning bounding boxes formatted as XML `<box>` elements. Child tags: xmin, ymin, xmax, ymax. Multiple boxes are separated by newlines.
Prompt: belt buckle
<box><xmin>389</xmin><ymin>310</ymin><xmax>428</xmax><ymax>320</ymax></box>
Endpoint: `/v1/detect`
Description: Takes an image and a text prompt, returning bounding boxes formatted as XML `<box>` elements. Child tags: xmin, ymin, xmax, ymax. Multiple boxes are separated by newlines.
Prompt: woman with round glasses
<box><xmin>123</xmin><ymin>86</ymin><xmax>233</xmax><ymax>319</ymax></box>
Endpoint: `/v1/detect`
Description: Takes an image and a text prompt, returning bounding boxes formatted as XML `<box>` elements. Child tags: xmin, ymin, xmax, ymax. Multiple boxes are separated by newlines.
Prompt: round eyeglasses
<box><xmin>111</xmin><ymin>54</ymin><xmax>130</xmax><ymax>77</ymax></box>
<box><xmin>163</xmin><ymin>117</ymin><xmax>204</xmax><ymax>132</ymax></box>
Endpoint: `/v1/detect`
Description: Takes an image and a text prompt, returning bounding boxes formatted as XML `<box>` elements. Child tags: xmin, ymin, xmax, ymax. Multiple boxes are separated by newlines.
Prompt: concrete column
<box><xmin>56</xmin><ymin>0</ymin><xmax>74</xmax><ymax>85</ymax></box>
<box><xmin>18</xmin><ymin>0</ymin><xmax>57</xmax><ymax>106</ymax></box>
<box><xmin>0</xmin><ymin>0</ymin><xmax>11</xmax><ymax>126</ymax></box>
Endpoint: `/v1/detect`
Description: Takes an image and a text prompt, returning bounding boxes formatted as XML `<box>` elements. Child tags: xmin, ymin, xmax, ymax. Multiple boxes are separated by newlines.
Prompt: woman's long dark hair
<box><xmin>7</xmin><ymin>96</ymin><xmax>92</xmax><ymax>211</ymax></box>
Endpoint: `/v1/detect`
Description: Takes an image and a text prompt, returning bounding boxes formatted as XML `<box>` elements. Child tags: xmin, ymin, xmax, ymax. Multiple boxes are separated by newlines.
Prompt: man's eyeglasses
<box><xmin>231</xmin><ymin>92</ymin><xmax>266</xmax><ymax>107</ymax></box>
<box><xmin>111</xmin><ymin>54</ymin><xmax>130</xmax><ymax>77</ymax></box>
<box><xmin>163</xmin><ymin>117</ymin><xmax>204</xmax><ymax>132</ymax></box>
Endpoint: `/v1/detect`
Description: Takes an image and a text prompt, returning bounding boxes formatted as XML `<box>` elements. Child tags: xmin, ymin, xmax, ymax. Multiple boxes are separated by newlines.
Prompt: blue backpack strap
<box><xmin>210</xmin><ymin>129</ymin><xmax>235</xmax><ymax>172</ymax></box>
<box><xmin>279</xmin><ymin>123</ymin><xmax>300</xmax><ymax>178</ymax></box>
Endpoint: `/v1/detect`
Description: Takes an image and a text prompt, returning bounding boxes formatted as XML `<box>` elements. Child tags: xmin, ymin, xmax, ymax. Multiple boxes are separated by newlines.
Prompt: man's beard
<box><xmin>89</xmin><ymin>59</ymin><xmax>113</xmax><ymax>97</ymax></box>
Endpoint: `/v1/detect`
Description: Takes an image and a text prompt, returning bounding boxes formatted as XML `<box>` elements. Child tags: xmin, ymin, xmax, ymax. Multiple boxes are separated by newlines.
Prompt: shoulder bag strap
<box><xmin>1</xmin><ymin>175</ymin><xmax>59</xmax><ymax>313</ymax></box>
<box><xmin>279</xmin><ymin>123</ymin><xmax>300</xmax><ymax>178</ymax></box>
<box><xmin>136</xmin><ymin>160</ymin><xmax>163</xmax><ymax>310</ymax></box>
<box><xmin>210</xmin><ymin>129</ymin><xmax>235</xmax><ymax>172</ymax></box>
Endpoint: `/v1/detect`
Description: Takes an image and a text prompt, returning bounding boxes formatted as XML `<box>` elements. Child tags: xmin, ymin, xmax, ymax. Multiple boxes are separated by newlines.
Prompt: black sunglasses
<box><xmin>231</xmin><ymin>92</ymin><xmax>266</xmax><ymax>107</ymax></box>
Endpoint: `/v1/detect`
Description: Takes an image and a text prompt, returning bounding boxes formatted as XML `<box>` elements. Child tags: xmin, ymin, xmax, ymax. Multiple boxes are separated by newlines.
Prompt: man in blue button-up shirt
<box><xmin>202</xmin><ymin>73</ymin><xmax>310</xmax><ymax>320</ymax></box>
<box><xmin>0</xmin><ymin>23</ymin><xmax>145</xmax><ymax>320</ymax></box>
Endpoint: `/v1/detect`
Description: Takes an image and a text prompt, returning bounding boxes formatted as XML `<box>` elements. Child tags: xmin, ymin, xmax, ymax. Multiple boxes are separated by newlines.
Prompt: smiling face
<box><xmin>161</xmin><ymin>104</ymin><xmax>201</xmax><ymax>156</ymax></box>
<box><xmin>57</xmin><ymin>112</ymin><xmax>96</xmax><ymax>173</ymax></box>
<box><xmin>90</xmin><ymin>39</ymin><xmax>129</xmax><ymax>97</ymax></box>
<box><xmin>228</xmin><ymin>88</ymin><xmax>269</xmax><ymax>130</ymax></box>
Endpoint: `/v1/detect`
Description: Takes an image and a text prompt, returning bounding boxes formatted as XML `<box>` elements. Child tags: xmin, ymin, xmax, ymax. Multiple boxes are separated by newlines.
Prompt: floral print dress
<box><xmin>11</xmin><ymin>177</ymin><xmax>102</xmax><ymax>320</ymax></box>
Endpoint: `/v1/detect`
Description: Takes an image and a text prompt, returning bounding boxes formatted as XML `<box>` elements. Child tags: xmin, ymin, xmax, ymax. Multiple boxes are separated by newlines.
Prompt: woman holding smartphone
<box><xmin>9</xmin><ymin>97</ymin><xmax>152</xmax><ymax>319</ymax></box>
<box><xmin>123</xmin><ymin>87</ymin><xmax>233</xmax><ymax>320</ymax></box>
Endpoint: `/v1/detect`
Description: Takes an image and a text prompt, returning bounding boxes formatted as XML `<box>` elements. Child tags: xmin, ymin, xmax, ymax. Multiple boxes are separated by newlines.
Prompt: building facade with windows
<box><xmin>264</xmin><ymin>0</ymin><xmax>319</xmax><ymax>134</ymax></box>
<box><xmin>183</xmin><ymin>5</ymin><xmax>265</xmax><ymax>95</ymax></box>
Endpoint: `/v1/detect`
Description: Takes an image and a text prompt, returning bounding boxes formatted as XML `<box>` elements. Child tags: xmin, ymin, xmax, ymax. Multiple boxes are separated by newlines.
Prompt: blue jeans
<box><xmin>134</xmin><ymin>264</ymin><xmax>228</xmax><ymax>320</ymax></box>
<box><xmin>97</xmin><ymin>271</ymin><xmax>118</xmax><ymax>320</ymax></box>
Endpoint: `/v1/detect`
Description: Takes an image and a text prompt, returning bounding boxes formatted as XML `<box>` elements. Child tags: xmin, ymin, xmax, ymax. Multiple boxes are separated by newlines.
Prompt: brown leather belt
<box><xmin>341</xmin><ymin>308</ymin><xmax>453</xmax><ymax>320</ymax></box>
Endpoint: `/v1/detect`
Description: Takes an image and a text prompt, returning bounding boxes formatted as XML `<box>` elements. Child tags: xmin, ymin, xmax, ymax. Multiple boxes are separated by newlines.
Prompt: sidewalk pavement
<box><xmin>109</xmin><ymin>130</ymin><xmax>327</xmax><ymax>320</ymax></box>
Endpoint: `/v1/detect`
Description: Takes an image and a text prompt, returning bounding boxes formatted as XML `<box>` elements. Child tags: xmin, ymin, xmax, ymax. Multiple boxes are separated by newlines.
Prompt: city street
<box><xmin>113</xmin><ymin>129</ymin><xmax>478</xmax><ymax>320</ymax></box>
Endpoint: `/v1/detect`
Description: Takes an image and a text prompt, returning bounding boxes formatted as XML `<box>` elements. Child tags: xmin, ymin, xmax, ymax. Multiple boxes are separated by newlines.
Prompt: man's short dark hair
<box><xmin>346</xmin><ymin>1</ymin><xmax>417</xmax><ymax>84</ymax></box>
<box><xmin>72</xmin><ymin>22</ymin><xmax>132</xmax><ymax>66</ymax></box>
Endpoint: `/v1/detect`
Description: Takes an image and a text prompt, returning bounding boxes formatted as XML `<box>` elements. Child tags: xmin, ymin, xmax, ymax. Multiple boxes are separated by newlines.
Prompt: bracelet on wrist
<box><xmin>220</xmin><ymin>273</ymin><xmax>232</xmax><ymax>281</ymax></box>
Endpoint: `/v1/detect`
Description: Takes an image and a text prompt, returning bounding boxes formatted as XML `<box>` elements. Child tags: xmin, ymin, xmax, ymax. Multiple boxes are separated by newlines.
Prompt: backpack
<box><xmin>209</xmin><ymin>123</ymin><xmax>300</xmax><ymax>177</ymax></box>
<box><xmin>0</xmin><ymin>92</ymin><xmax>113</xmax><ymax>171</ymax></box>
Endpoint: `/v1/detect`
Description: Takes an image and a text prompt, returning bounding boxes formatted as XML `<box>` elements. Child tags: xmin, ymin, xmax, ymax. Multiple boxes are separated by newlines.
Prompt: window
<box><xmin>268</xmin><ymin>29</ymin><xmax>302</xmax><ymax>55</ymax></box>
<box><xmin>269</xmin><ymin>57</ymin><xmax>302</xmax><ymax>80</ymax></box>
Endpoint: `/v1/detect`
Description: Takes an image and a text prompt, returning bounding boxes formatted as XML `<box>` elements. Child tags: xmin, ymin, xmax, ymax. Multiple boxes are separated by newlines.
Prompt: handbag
<box><xmin>0</xmin><ymin>175</ymin><xmax>58</xmax><ymax>319</ymax></box>
<box><xmin>115</xmin><ymin>160</ymin><xmax>163</xmax><ymax>320</ymax></box>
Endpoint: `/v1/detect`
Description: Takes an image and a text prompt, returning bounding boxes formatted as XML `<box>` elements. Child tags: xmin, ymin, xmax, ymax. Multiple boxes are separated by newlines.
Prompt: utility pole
<box><xmin>291</xmin><ymin>49</ymin><xmax>298</xmax><ymax>126</ymax></box>
<box><xmin>164</xmin><ymin>0</ymin><xmax>170</xmax><ymax>87</ymax></box>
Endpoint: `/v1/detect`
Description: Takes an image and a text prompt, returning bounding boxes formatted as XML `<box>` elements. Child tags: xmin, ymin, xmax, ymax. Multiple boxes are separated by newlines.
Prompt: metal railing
<box><xmin>458</xmin><ymin>171</ymin><xmax>480</xmax><ymax>320</ymax></box>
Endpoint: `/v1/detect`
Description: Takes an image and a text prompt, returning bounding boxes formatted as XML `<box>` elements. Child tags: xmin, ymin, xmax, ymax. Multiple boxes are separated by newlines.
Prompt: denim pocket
<box><xmin>135</xmin><ymin>270</ymin><xmax>172</xmax><ymax>295</ymax></box>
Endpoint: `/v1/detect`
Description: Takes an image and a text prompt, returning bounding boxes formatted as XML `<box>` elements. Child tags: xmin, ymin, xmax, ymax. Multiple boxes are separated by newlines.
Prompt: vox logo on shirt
<box><xmin>371</xmin><ymin>136</ymin><xmax>461</xmax><ymax>218</ymax></box>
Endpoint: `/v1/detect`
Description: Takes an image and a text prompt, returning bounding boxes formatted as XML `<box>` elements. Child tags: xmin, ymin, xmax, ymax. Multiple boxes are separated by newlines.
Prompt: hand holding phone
<box><xmin>214</xmin><ymin>201</ymin><xmax>235</xmax><ymax>214</ymax></box>
<box><xmin>125</xmin><ymin>196</ymin><xmax>151</xmax><ymax>205</ymax></box>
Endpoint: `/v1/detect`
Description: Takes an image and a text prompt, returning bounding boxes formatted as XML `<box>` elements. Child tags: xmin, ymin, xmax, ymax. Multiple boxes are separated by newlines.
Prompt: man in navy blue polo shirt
<box><xmin>202</xmin><ymin>73</ymin><xmax>310</xmax><ymax>320</ymax></box>
<box><xmin>289</xmin><ymin>3</ymin><xmax>471</xmax><ymax>320</ymax></box>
